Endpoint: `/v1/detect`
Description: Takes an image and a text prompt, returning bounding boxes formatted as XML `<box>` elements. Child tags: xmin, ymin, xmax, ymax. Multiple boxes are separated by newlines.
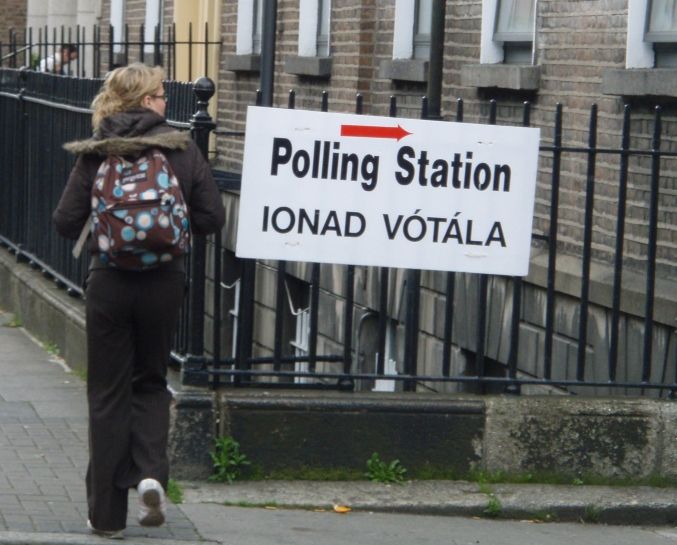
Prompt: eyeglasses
<box><xmin>151</xmin><ymin>94</ymin><xmax>169</xmax><ymax>103</ymax></box>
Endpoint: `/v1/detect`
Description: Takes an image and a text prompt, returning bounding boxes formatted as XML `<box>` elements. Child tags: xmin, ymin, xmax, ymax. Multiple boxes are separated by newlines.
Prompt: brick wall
<box><xmin>0</xmin><ymin>0</ymin><xmax>27</xmax><ymax>44</ymax></box>
<box><xmin>214</xmin><ymin>0</ymin><xmax>676</xmax><ymax>279</ymax></box>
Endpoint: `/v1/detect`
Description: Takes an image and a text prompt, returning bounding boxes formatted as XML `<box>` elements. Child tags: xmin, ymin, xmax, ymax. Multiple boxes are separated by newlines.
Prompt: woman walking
<box><xmin>53</xmin><ymin>63</ymin><xmax>225</xmax><ymax>538</ymax></box>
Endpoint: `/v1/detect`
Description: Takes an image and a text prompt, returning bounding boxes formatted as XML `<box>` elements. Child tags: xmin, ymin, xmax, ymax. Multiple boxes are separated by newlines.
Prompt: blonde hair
<box><xmin>91</xmin><ymin>63</ymin><xmax>165</xmax><ymax>130</ymax></box>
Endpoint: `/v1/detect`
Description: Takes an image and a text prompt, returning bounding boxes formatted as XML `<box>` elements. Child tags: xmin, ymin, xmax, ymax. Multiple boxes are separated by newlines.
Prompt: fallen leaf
<box><xmin>333</xmin><ymin>505</ymin><xmax>352</xmax><ymax>514</ymax></box>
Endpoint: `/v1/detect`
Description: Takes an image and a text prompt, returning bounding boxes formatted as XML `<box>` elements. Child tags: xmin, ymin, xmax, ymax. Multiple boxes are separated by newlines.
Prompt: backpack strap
<box><xmin>72</xmin><ymin>217</ymin><xmax>92</xmax><ymax>259</ymax></box>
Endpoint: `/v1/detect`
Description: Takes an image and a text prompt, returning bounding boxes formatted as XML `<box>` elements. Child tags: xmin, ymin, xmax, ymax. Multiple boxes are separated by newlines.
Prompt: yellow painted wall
<box><xmin>173</xmin><ymin>0</ymin><xmax>220</xmax><ymax>153</ymax></box>
<box><xmin>173</xmin><ymin>0</ymin><xmax>221</xmax><ymax>84</ymax></box>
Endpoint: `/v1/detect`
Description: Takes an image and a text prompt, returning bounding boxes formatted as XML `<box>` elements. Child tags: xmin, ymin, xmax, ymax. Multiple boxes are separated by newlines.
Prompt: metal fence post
<box><xmin>185</xmin><ymin>76</ymin><xmax>216</xmax><ymax>383</ymax></box>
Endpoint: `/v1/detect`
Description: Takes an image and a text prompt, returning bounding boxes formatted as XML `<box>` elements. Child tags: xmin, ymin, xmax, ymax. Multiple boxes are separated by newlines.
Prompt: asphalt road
<box><xmin>180</xmin><ymin>504</ymin><xmax>677</xmax><ymax>545</ymax></box>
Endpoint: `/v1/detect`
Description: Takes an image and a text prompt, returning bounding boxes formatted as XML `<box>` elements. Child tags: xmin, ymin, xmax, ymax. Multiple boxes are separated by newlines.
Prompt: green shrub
<box><xmin>365</xmin><ymin>452</ymin><xmax>407</xmax><ymax>484</ymax></box>
<box><xmin>209</xmin><ymin>437</ymin><xmax>250</xmax><ymax>483</ymax></box>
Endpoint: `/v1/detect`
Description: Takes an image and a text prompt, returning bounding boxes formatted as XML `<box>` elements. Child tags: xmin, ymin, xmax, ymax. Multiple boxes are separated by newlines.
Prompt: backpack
<box><xmin>87</xmin><ymin>148</ymin><xmax>190</xmax><ymax>270</ymax></box>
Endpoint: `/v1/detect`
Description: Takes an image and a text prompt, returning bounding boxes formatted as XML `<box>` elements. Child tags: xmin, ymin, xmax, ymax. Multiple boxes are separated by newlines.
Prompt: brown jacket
<box><xmin>53</xmin><ymin>109</ymin><xmax>225</xmax><ymax>253</ymax></box>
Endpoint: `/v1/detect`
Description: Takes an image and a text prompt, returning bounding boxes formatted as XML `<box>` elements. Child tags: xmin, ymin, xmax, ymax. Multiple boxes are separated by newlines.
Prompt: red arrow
<box><xmin>340</xmin><ymin>123</ymin><xmax>412</xmax><ymax>141</ymax></box>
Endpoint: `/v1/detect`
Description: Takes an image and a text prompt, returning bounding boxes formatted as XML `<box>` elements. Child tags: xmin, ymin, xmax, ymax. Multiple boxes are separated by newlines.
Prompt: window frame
<box><xmin>645</xmin><ymin>0</ymin><xmax>677</xmax><ymax>42</ymax></box>
<box><xmin>643</xmin><ymin>0</ymin><xmax>677</xmax><ymax>66</ymax></box>
<box><xmin>110</xmin><ymin>0</ymin><xmax>125</xmax><ymax>54</ymax></box>
<box><xmin>480</xmin><ymin>0</ymin><xmax>536</xmax><ymax>65</ymax></box>
<box><xmin>316</xmin><ymin>0</ymin><xmax>331</xmax><ymax>57</ymax></box>
<box><xmin>235</xmin><ymin>0</ymin><xmax>258</xmax><ymax>56</ymax></box>
<box><xmin>493</xmin><ymin>0</ymin><xmax>535</xmax><ymax>43</ymax></box>
<box><xmin>413</xmin><ymin>0</ymin><xmax>433</xmax><ymax>60</ymax></box>
<box><xmin>144</xmin><ymin>0</ymin><xmax>162</xmax><ymax>46</ymax></box>
<box><xmin>298</xmin><ymin>0</ymin><xmax>331</xmax><ymax>57</ymax></box>
<box><xmin>627</xmin><ymin>0</ymin><xmax>657</xmax><ymax>68</ymax></box>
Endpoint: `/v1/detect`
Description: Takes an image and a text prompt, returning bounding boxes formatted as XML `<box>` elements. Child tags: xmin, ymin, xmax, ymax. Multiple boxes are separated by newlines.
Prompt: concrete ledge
<box><xmin>602</xmin><ymin>68</ymin><xmax>677</xmax><ymax>98</ymax></box>
<box><xmin>168</xmin><ymin>391</ymin><xmax>215</xmax><ymax>480</ymax></box>
<box><xmin>284</xmin><ymin>55</ymin><xmax>332</xmax><ymax>77</ymax></box>
<box><xmin>379</xmin><ymin>59</ymin><xmax>429</xmax><ymax>82</ymax></box>
<box><xmin>224</xmin><ymin>54</ymin><xmax>260</xmax><ymax>73</ymax></box>
<box><xmin>484</xmin><ymin>396</ymin><xmax>677</xmax><ymax>480</ymax></box>
<box><xmin>0</xmin><ymin>247</ymin><xmax>87</xmax><ymax>374</ymax></box>
<box><xmin>218</xmin><ymin>390</ymin><xmax>485</xmax><ymax>476</ymax></box>
<box><xmin>461</xmin><ymin>63</ymin><xmax>541</xmax><ymax>90</ymax></box>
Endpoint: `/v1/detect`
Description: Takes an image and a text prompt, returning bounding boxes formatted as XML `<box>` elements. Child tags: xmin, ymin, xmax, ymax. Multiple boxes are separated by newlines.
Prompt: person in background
<box><xmin>39</xmin><ymin>43</ymin><xmax>78</xmax><ymax>74</ymax></box>
<box><xmin>52</xmin><ymin>63</ymin><xmax>225</xmax><ymax>539</ymax></box>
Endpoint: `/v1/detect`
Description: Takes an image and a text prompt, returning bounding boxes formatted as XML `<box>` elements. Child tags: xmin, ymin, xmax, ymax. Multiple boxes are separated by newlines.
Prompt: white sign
<box><xmin>236</xmin><ymin>106</ymin><xmax>540</xmax><ymax>276</ymax></box>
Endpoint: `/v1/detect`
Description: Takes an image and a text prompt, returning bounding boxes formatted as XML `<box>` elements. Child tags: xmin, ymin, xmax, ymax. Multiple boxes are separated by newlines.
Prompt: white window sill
<box><xmin>284</xmin><ymin>55</ymin><xmax>332</xmax><ymax>77</ymax></box>
<box><xmin>379</xmin><ymin>59</ymin><xmax>429</xmax><ymax>83</ymax></box>
<box><xmin>224</xmin><ymin>54</ymin><xmax>261</xmax><ymax>73</ymax></box>
<box><xmin>602</xmin><ymin>68</ymin><xmax>677</xmax><ymax>98</ymax></box>
<box><xmin>461</xmin><ymin>64</ymin><xmax>541</xmax><ymax>91</ymax></box>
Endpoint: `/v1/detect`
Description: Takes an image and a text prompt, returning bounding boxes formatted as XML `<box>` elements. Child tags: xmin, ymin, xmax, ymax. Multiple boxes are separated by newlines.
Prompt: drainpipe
<box><xmin>427</xmin><ymin>0</ymin><xmax>446</xmax><ymax>120</ymax></box>
<box><xmin>235</xmin><ymin>1</ymin><xmax>278</xmax><ymax>378</ymax></box>
<box><xmin>260</xmin><ymin>0</ymin><xmax>277</xmax><ymax>107</ymax></box>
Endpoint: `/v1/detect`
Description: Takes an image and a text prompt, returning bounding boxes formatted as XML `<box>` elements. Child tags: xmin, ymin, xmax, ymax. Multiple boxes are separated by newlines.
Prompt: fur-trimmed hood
<box><xmin>63</xmin><ymin>108</ymin><xmax>191</xmax><ymax>156</ymax></box>
<box><xmin>64</xmin><ymin>131</ymin><xmax>191</xmax><ymax>156</ymax></box>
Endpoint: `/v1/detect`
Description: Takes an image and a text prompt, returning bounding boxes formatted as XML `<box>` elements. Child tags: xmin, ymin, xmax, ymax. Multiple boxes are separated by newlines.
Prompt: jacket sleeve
<box><xmin>187</xmin><ymin>142</ymin><xmax>226</xmax><ymax>235</ymax></box>
<box><xmin>52</xmin><ymin>155</ymin><xmax>95</xmax><ymax>240</ymax></box>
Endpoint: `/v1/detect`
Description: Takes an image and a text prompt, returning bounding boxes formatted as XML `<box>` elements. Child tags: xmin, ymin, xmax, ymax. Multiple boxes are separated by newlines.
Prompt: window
<box><xmin>316</xmin><ymin>0</ymin><xmax>331</xmax><ymax>57</ymax></box>
<box><xmin>110</xmin><ymin>0</ymin><xmax>126</xmax><ymax>54</ymax></box>
<box><xmin>285</xmin><ymin>0</ymin><xmax>332</xmax><ymax>76</ymax></box>
<box><xmin>382</xmin><ymin>0</ymin><xmax>431</xmax><ymax>82</ymax></box>
<box><xmin>413</xmin><ymin>0</ymin><xmax>433</xmax><ymax>60</ymax></box>
<box><xmin>493</xmin><ymin>0</ymin><xmax>535</xmax><ymax>64</ymax></box>
<box><xmin>646</xmin><ymin>0</ymin><xmax>677</xmax><ymax>66</ymax></box>
<box><xmin>235</xmin><ymin>0</ymin><xmax>260</xmax><ymax>55</ymax></box>
<box><xmin>372</xmin><ymin>320</ymin><xmax>398</xmax><ymax>393</ymax></box>
<box><xmin>252</xmin><ymin>0</ymin><xmax>263</xmax><ymax>55</ymax></box>
<box><xmin>299</xmin><ymin>0</ymin><xmax>331</xmax><ymax>57</ymax></box>
<box><xmin>284</xmin><ymin>277</ymin><xmax>312</xmax><ymax>384</ymax></box>
<box><xmin>144</xmin><ymin>0</ymin><xmax>162</xmax><ymax>45</ymax></box>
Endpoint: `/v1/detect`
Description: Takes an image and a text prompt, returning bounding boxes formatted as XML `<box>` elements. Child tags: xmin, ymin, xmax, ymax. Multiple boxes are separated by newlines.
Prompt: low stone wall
<box><xmin>1</xmin><ymin>246</ymin><xmax>675</xmax><ymax>482</ymax></box>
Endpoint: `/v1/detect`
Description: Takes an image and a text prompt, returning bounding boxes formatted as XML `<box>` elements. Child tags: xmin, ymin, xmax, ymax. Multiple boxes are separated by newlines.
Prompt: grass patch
<box><xmin>365</xmin><ymin>453</ymin><xmax>407</xmax><ymax>484</ymax></box>
<box><xmin>528</xmin><ymin>510</ymin><xmax>558</xmax><ymax>523</ymax></box>
<box><xmin>4</xmin><ymin>315</ymin><xmax>22</xmax><ymax>328</ymax></box>
<box><xmin>167</xmin><ymin>479</ymin><xmax>183</xmax><ymax>504</ymax></box>
<box><xmin>582</xmin><ymin>504</ymin><xmax>603</xmax><ymax>524</ymax></box>
<box><xmin>43</xmin><ymin>341</ymin><xmax>60</xmax><ymax>357</ymax></box>
<box><xmin>70</xmin><ymin>368</ymin><xmax>88</xmax><ymax>382</ymax></box>
<box><xmin>245</xmin><ymin>465</ymin><xmax>364</xmax><ymax>481</ymax></box>
<box><xmin>467</xmin><ymin>469</ymin><xmax>677</xmax><ymax>489</ymax></box>
<box><xmin>223</xmin><ymin>501</ymin><xmax>281</xmax><ymax>509</ymax></box>
<box><xmin>483</xmin><ymin>494</ymin><xmax>502</xmax><ymax>518</ymax></box>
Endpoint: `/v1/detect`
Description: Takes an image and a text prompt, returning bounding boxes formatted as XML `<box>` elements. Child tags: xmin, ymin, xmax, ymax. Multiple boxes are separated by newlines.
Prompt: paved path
<box><xmin>0</xmin><ymin>308</ymin><xmax>202</xmax><ymax>542</ymax></box>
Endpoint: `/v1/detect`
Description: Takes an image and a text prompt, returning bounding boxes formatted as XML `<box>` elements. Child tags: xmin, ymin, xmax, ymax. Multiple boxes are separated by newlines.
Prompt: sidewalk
<box><xmin>0</xmin><ymin>307</ymin><xmax>675</xmax><ymax>545</ymax></box>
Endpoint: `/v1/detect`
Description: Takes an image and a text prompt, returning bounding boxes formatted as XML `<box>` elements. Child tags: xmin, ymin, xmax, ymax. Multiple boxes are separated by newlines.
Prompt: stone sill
<box><xmin>526</xmin><ymin>248</ymin><xmax>676</xmax><ymax>329</ymax></box>
<box><xmin>602</xmin><ymin>68</ymin><xmax>677</xmax><ymax>98</ymax></box>
<box><xmin>461</xmin><ymin>64</ymin><xmax>541</xmax><ymax>91</ymax></box>
<box><xmin>224</xmin><ymin>54</ymin><xmax>260</xmax><ymax>73</ymax></box>
<box><xmin>284</xmin><ymin>55</ymin><xmax>332</xmax><ymax>77</ymax></box>
<box><xmin>379</xmin><ymin>59</ymin><xmax>429</xmax><ymax>83</ymax></box>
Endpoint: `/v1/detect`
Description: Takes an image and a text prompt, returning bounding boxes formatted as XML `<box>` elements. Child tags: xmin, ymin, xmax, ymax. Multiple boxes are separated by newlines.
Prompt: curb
<box><xmin>179</xmin><ymin>480</ymin><xmax>677</xmax><ymax>526</ymax></box>
<box><xmin>0</xmin><ymin>531</ymin><xmax>216</xmax><ymax>545</ymax></box>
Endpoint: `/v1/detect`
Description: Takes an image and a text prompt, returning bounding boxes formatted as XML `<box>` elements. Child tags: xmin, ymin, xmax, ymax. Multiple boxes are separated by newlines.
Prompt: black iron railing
<box><xmin>0</xmin><ymin>23</ymin><xmax>221</xmax><ymax>81</ymax></box>
<box><xmin>0</xmin><ymin>68</ymin><xmax>675</xmax><ymax>397</ymax></box>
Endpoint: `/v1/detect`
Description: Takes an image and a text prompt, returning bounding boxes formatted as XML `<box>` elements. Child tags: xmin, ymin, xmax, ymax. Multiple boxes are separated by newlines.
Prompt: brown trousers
<box><xmin>85</xmin><ymin>266</ymin><xmax>185</xmax><ymax>531</ymax></box>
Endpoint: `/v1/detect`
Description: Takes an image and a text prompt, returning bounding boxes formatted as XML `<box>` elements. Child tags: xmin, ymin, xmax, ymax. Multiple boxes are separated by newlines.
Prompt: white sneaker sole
<box><xmin>138</xmin><ymin>479</ymin><xmax>166</xmax><ymax>527</ymax></box>
<box><xmin>87</xmin><ymin>519</ymin><xmax>125</xmax><ymax>540</ymax></box>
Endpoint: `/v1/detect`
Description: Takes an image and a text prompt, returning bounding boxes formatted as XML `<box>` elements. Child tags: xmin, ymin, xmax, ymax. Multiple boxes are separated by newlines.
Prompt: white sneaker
<box><xmin>87</xmin><ymin>519</ymin><xmax>124</xmax><ymax>540</ymax></box>
<box><xmin>137</xmin><ymin>478</ymin><xmax>167</xmax><ymax>527</ymax></box>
